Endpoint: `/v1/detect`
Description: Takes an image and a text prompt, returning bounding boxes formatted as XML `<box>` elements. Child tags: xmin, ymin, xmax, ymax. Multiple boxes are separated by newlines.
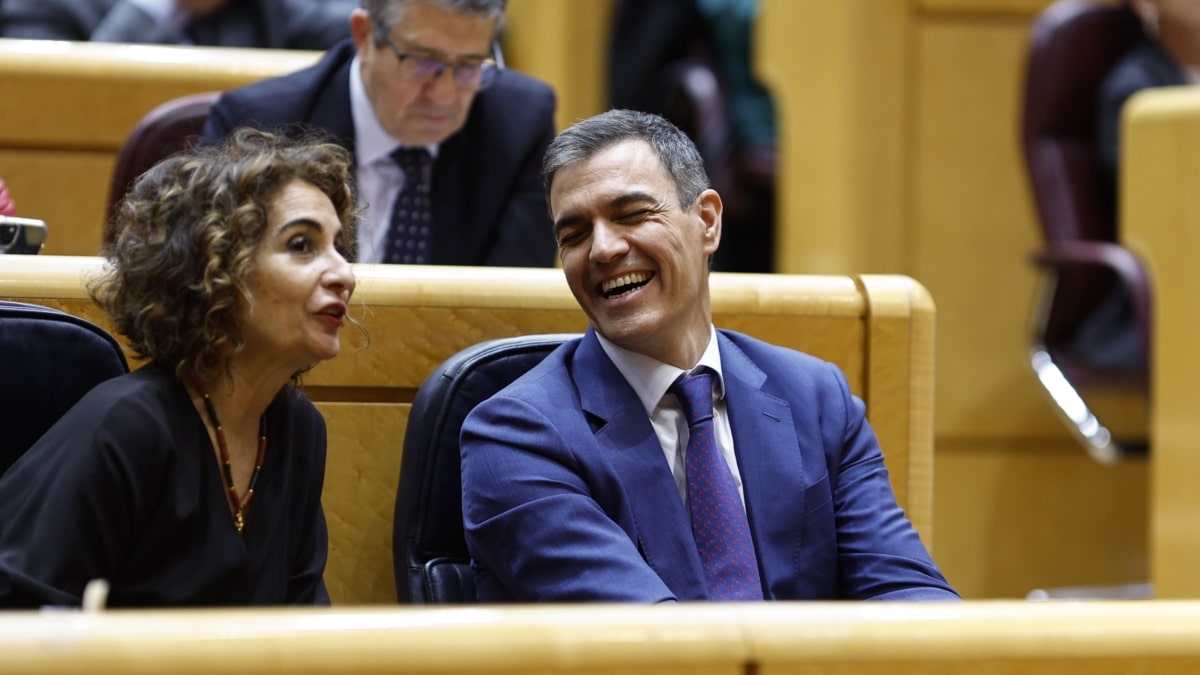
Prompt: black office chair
<box><xmin>0</xmin><ymin>301</ymin><xmax>129</xmax><ymax>476</ymax></box>
<box><xmin>1020</xmin><ymin>0</ymin><xmax>1150</xmax><ymax>463</ymax></box>
<box><xmin>393</xmin><ymin>333</ymin><xmax>578</xmax><ymax>604</ymax></box>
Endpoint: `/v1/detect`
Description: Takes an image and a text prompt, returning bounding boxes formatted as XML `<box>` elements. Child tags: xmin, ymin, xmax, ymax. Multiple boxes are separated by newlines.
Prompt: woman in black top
<box><xmin>0</xmin><ymin>127</ymin><xmax>358</xmax><ymax>607</ymax></box>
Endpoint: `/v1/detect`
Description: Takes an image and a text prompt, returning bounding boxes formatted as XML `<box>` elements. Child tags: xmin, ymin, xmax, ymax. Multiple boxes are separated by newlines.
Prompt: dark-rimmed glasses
<box><xmin>372</xmin><ymin>19</ymin><xmax>497</xmax><ymax>91</ymax></box>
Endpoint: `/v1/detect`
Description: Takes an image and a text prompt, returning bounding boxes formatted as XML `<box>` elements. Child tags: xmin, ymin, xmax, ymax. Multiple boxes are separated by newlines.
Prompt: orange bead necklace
<box><xmin>199</xmin><ymin>392</ymin><xmax>267</xmax><ymax>534</ymax></box>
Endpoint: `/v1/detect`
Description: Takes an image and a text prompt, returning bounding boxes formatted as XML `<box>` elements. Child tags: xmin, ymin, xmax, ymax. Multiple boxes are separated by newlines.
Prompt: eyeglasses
<box><xmin>372</xmin><ymin>20</ymin><xmax>498</xmax><ymax>91</ymax></box>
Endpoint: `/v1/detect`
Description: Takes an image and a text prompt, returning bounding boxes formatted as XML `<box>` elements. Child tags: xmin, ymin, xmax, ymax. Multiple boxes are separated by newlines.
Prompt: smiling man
<box><xmin>459</xmin><ymin>109</ymin><xmax>960</xmax><ymax>603</ymax></box>
<box><xmin>203</xmin><ymin>0</ymin><xmax>556</xmax><ymax>267</ymax></box>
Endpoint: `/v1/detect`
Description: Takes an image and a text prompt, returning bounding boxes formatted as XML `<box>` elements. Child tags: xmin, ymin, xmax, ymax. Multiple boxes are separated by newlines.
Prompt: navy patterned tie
<box><xmin>384</xmin><ymin>147</ymin><xmax>433</xmax><ymax>264</ymax></box>
<box><xmin>671</xmin><ymin>369</ymin><xmax>763</xmax><ymax>600</ymax></box>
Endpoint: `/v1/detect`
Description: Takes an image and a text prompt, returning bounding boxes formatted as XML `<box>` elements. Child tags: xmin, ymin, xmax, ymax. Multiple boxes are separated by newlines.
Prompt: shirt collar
<box><xmin>595</xmin><ymin>326</ymin><xmax>724</xmax><ymax>417</ymax></box>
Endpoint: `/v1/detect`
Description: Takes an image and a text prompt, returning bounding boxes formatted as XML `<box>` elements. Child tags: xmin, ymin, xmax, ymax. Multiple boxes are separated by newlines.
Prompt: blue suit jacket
<box><xmin>202</xmin><ymin>40</ymin><xmax>557</xmax><ymax>267</ymax></box>
<box><xmin>461</xmin><ymin>328</ymin><xmax>959</xmax><ymax>602</ymax></box>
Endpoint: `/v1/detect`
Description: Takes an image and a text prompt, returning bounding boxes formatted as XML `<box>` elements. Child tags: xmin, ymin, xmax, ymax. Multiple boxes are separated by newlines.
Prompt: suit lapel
<box><xmin>431</xmin><ymin>132</ymin><xmax>468</xmax><ymax>264</ymax></box>
<box><xmin>572</xmin><ymin>331</ymin><xmax>708</xmax><ymax>598</ymax></box>
<box><xmin>717</xmin><ymin>332</ymin><xmax>805</xmax><ymax>598</ymax></box>
<box><xmin>307</xmin><ymin>45</ymin><xmax>359</xmax><ymax>157</ymax></box>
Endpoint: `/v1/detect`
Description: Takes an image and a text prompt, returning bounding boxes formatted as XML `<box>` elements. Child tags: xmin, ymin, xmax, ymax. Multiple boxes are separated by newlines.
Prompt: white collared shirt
<box><xmin>595</xmin><ymin>326</ymin><xmax>744</xmax><ymax>506</ymax></box>
<box><xmin>349</xmin><ymin>56</ymin><xmax>438</xmax><ymax>263</ymax></box>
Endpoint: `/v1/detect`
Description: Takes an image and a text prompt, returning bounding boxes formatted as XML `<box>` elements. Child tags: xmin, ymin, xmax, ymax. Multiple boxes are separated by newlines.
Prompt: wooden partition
<box><xmin>1121</xmin><ymin>86</ymin><xmax>1200</xmax><ymax>599</ymax></box>
<box><xmin>0</xmin><ymin>256</ymin><xmax>935</xmax><ymax>605</ymax></box>
<box><xmin>0</xmin><ymin>39</ymin><xmax>319</xmax><ymax>256</ymax></box>
<box><xmin>7</xmin><ymin>601</ymin><xmax>1200</xmax><ymax>674</ymax></box>
<box><xmin>756</xmin><ymin>0</ymin><xmax>1150</xmax><ymax>598</ymax></box>
<box><xmin>0</xmin><ymin>2</ymin><xmax>1153</xmax><ymax>599</ymax></box>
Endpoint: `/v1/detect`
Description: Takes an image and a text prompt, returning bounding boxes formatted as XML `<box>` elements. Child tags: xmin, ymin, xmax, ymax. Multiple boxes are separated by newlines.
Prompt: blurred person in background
<box><xmin>0</xmin><ymin>0</ymin><xmax>355</xmax><ymax>49</ymax></box>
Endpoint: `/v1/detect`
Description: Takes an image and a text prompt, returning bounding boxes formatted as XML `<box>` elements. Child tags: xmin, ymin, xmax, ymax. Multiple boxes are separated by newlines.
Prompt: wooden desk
<box><xmin>0</xmin><ymin>256</ymin><xmax>935</xmax><ymax>604</ymax></box>
<box><xmin>1122</xmin><ymin>85</ymin><xmax>1200</xmax><ymax>599</ymax></box>
<box><xmin>4</xmin><ymin>602</ymin><xmax>1200</xmax><ymax>674</ymax></box>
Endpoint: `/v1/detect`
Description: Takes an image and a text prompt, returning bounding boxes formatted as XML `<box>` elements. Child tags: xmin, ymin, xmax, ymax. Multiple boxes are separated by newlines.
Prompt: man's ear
<box><xmin>350</xmin><ymin>8</ymin><xmax>372</xmax><ymax>53</ymax></box>
<box><xmin>697</xmin><ymin>188</ymin><xmax>723</xmax><ymax>256</ymax></box>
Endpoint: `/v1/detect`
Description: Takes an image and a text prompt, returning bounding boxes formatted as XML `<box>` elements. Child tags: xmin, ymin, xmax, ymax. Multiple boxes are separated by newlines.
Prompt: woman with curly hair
<box><xmin>0</xmin><ymin>128</ymin><xmax>357</xmax><ymax>608</ymax></box>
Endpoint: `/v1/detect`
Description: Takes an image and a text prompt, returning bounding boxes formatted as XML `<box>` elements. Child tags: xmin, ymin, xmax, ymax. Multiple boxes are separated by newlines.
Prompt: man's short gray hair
<box><xmin>543</xmin><ymin>109</ymin><xmax>710</xmax><ymax>212</ymax></box>
<box><xmin>362</xmin><ymin>0</ymin><xmax>507</xmax><ymax>37</ymax></box>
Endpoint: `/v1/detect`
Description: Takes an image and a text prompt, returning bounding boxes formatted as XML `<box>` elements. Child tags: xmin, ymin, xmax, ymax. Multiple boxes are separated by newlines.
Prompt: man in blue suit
<box><xmin>460</xmin><ymin>109</ymin><xmax>959</xmax><ymax>602</ymax></box>
<box><xmin>203</xmin><ymin>0</ymin><xmax>556</xmax><ymax>267</ymax></box>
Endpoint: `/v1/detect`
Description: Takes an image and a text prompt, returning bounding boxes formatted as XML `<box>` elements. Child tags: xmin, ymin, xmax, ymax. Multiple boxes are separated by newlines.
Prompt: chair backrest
<box><xmin>0</xmin><ymin>301</ymin><xmax>129</xmax><ymax>476</ymax></box>
<box><xmin>1022</xmin><ymin>0</ymin><xmax>1140</xmax><ymax>245</ymax></box>
<box><xmin>394</xmin><ymin>333</ymin><xmax>579</xmax><ymax>604</ymax></box>
<box><xmin>105</xmin><ymin>91</ymin><xmax>220</xmax><ymax>243</ymax></box>
<box><xmin>1021</xmin><ymin>0</ymin><xmax>1142</xmax><ymax>348</ymax></box>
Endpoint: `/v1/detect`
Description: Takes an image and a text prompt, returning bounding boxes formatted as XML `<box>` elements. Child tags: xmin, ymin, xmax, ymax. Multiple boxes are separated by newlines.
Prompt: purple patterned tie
<box><xmin>384</xmin><ymin>147</ymin><xmax>433</xmax><ymax>264</ymax></box>
<box><xmin>671</xmin><ymin>369</ymin><xmax>763</xmax><ymax>600</ymax></box>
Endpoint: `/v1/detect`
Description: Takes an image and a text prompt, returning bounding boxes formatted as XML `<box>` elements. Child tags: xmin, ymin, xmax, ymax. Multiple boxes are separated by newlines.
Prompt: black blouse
<box><xmin>0</xmin><ymin>363</ymin><xmax>330</xmax><ymax>608</ymax></box>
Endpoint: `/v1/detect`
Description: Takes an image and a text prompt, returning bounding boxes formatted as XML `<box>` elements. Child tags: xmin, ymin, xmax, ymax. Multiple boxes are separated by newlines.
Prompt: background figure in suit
<box><xmin>460</xmin><ymin>110</ymin><xmax>959</xmax><ymax>602</ymax></box>
<box><xmin>0</xmin><ymin>0</ymin><xmax>355</xmax><ymax>48</ymax></box>
<box><xmin>203</xmin><ymin>0</ymin><xmax>557</xmax><ymax>267</ymax></box>
<box><xmin>1076</xmin><ymin>0</ymin><xmax>1200</xmax><ymax>372</ymax></box>
<box><xmin>608</xmin><ymin>0</ymin><xmax>777</xmax><ymax>273</ymax></box>
<box><xmin>1098</xmin><ymin>0</ymin><xmax>1200</xmax><ymax>202</ymax></box>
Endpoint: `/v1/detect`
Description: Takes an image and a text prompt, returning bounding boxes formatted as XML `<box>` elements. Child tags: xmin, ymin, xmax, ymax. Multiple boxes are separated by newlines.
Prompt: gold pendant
<box><xmin>235</xmin><ymin>510</ymin><xmax>245</xmax><ymax>533</ymax></box>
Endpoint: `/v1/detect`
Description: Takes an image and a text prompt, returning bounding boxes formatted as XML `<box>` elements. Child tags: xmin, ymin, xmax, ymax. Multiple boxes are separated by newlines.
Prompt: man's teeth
<box><xmin>602</xmin><ymin>273</ymin><xmax>650</xmax><ymax>298</ymax></box>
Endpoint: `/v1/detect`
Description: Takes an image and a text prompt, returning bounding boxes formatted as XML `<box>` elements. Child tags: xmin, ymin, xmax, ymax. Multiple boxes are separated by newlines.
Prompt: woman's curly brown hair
<box><xmin>91</xmin><ymin>127</ymin><xmax>358</xmax><ymax>385</ymax></box>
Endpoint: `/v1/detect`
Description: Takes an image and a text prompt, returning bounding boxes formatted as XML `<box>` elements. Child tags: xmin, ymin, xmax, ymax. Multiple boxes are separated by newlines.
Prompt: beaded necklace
<box><xmin>199</xmin><ymin>392</ymin><xmax>267</xmax><ymax>534</ymax></box>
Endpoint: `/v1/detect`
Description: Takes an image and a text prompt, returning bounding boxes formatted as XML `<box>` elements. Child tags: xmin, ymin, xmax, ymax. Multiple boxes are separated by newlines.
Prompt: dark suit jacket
<box><xmin>203</xmin><ymin>40</ymin><xmax>557</xmax><ymax>267</ymax></box>
<box><xmin>461</xmin><ymin>328</ymin><xmax>959</xmax><ymax>602</ymax></box>
<box><xmin>0</xmin><ymin>0</ymin><xmax>353</xmax><ymax>48</ymax></box>
<box><xmin>1097</xmin><ymin>36</ymin><xmax>1188</xmax><ymax>197</ymax></box>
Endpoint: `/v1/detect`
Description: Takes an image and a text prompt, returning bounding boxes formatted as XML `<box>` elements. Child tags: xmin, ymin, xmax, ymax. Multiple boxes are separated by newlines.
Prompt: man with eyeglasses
<box><xmin>203</xmin><ymin>0</ymin><xmax>556</xmax><ymax>267</ymax></box>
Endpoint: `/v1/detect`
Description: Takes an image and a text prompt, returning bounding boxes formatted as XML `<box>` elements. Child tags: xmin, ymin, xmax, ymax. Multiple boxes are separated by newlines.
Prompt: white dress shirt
<box><xmin>595</xmin><ymin>326</ymin><xmax>745</xmax><ymax>507</ymax></box>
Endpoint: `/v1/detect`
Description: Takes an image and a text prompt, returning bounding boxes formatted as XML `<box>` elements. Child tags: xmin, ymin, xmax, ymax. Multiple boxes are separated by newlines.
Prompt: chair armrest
<box><xmin>1031</xmin><ymin>241</ymin><xmax>1152</xmax><ymax>354</ymax></box>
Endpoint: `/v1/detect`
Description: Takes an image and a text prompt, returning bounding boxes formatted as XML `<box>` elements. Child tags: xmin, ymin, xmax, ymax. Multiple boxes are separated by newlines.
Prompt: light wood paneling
<box><xmin>757</xmin><ymin>0</ymin><xmax>909</xmax><ymax>275</ymax></box>
<box><xmin>935</xmin><ymin>441</ymin><xmax>1148</xmax><ymax>598</ymax></box>
<box><xmin>0</xmin><ymin>257</ymin><xmax>934</xmax><ymax>603</ymax></box>
<box><xmin>913</xmin><ymin>19</ymin><xmax>1058</xmax><ymax>441</ymax></box>
<box><xmin>0</xmin><ymin>40</ymin><xmax>319</xmax><ymax>256</ymax></box>
<box><xmin>503</xmin><ymin>0</ymin><xmax>614</xmax><ymax>131</ymax></box>
<box><xmin>0</xmin><ymin>150</ymin><xmax>111</xmax><ymax>256</ymax></box>
<box><xmin>8</xmin><ymin>602</ymin><xmax>1200</xmax><ymax>674</ymax></box>
<box><xmin>757</xmin><ymin>0</ymin><xmax>1151</xmax><ymax>597</ymax></box>
<box><xmin>1123</xmin><ymin>87</ymin><xmax>1200</xmax><ymax>599</ymax></box>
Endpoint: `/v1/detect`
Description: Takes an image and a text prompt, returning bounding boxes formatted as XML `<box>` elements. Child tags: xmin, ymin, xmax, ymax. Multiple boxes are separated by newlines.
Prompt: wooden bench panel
<box><xmin>0</xmin><ymin>40</ymin><xmax>318</xmax><ymax>256</ymax></box>
<box><xmin>1122</xmin><ymin>86</ymin><xmax>1200</xmax><ymax>599</ymax></box>
<box><xmin>0</xmin><ymin>256</ymin><xmax>932</xmax><ymax>604</ymax></box>
<box><xmin>6</xmin><ymin>602</ymin><xmax>1200</xmax><ymax>674</ymax></box>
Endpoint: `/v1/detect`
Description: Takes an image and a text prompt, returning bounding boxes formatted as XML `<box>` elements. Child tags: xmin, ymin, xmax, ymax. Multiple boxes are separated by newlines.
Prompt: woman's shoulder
<box><xmin>56</xmin><ymin>364</ymin><xmax>193</xmax><ymax>448</ymax></box>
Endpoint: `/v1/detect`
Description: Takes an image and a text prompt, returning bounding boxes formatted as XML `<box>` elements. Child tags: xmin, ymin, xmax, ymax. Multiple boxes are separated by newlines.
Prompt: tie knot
<box><xmin>671</xmin><ymin>369</ymin><xmax>715</xmax><ymax>427</ymax></box>
<box><xmin>391</xmin><ymin>147</ymin><xmax>432</xmax><ymax>184</ymax></box>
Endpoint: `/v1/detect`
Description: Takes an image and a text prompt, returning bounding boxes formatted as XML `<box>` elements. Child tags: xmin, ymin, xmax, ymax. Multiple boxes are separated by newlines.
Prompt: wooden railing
<box><xmin>0</xmin><ymin>39</ymin><xmax>318</xmax><ymax>256</ymax></box>
<box><xmin>0</xmin><ymin>256</ymin><xmax>935</xmax><ymax>604</ymax></box>
<box><xmin>6</xmin><ymin>601</ymin><xmax>1200</xmax><ymax>674</ymax></box>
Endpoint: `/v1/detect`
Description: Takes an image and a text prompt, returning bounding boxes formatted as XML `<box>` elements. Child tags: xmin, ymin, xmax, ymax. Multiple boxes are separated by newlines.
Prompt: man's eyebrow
<box><xmin>609</xmin><ymin>191</ymin><xmax>658</xmax><ymax>209</ymax></box>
